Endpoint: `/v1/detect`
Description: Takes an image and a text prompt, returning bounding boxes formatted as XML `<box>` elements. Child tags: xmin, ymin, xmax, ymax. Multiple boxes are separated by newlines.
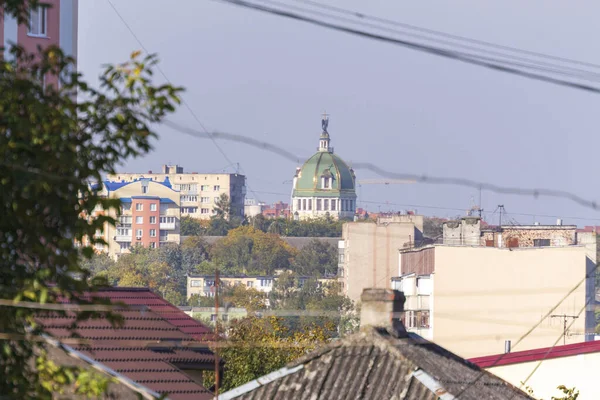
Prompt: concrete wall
<box><xmin>432</xmin><ymin>245</ymin><xmax>591</xmax><ymax>358</ymax></box>
<box><xmin>341</xmin><ymin>220</ymin><xmax>419</xmax><ymax>303</ymax></box>
<box><xmin>486</xmin><ymin>352</ymin><xmax>600</xmax><ymax>400</ymax></box>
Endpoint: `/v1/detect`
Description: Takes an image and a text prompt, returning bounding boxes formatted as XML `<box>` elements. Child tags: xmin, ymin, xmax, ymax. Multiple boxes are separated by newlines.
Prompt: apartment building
<box><xmin>90</xmin><ymin>177</ymin><xmax>181</xmax><ymax>258</ymax></box>
<box><xmin>338</xmin><ymin>214</ymin><xmax>424</xmax><ymax>303</ymax></box>
<box><xmin>187</xmin><ymin>275</ymin><xmax>275</xmax><ymax>298</ymax></box>
<box><xmin>107</xmin><ymin>164</ymin><xmax>246</xmax><ymax>220</ymax></box>
<box><xmin>2</xmin><ymin>0</ymin><xmax>78</xmax><ymax>85</ymax></box>
<box><xmin>394</xmin><ymin>243</ymin><xmax>596</xmax><ymax>359</ymax></box>
<box><xmin>186</xmin><ymin>274</ymin><xmax>337</xmax><ymax>300</ymax></box>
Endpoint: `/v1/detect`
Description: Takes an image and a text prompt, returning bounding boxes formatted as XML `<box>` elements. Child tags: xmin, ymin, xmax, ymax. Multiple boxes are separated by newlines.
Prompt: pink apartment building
<box><xmin>1</xmin><ymin>0</ymin><xmax>78</xmax><ymax>85</ymax></box>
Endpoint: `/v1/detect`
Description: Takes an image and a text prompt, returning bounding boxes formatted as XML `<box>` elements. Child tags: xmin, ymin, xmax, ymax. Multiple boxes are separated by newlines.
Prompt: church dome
<box><xmin>292</xmin><ymin>115</ymin><xmax>356</xmax><ymax>197</ymax></box>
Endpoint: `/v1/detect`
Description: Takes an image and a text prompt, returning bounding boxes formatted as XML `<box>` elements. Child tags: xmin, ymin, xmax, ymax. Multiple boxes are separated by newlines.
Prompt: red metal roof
<box><xmin>43</xmin><ymin>287</ymin><xmax>216</xmax><ymax>400</ymax></box>
<box><xmin>469</xmin><ymin>340</ymin><xmax>600</xmax><ymax>368</ymax></box>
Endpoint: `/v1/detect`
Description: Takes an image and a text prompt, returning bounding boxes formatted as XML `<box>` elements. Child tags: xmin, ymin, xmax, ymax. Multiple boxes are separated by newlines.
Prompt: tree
<box><xmin>214</xmin><ymin>193</ymin><xmax>232</xmax><ymax>220</ymax></box>
<box><xmin>181</xmin><ymin>236</ymin><xmax>209</xmax><ymax>273</ymax></box>
<box><xmin>0</xmin><ymin>4</ymin><xmax>182</xmax><ymax>394</ymax></box>
<box><xmin>222</xmin><ymin>284</ymin><xmax>267</xmax><ymax>313</ymax></box>
<box><xmin>203</xmin><ymin>316</ymin><xmax>332</xmax><ymax>391</ymax></box>
<box><xmin>187</xmin><ymin>294</ymin><xmax>216</xmax><ymax>307</ymax></box>
<box><xmin>180</xmin><ymin>215</ymin><xmax>207</xmax><ymax>236</ymax></box>
<box><xmin>210</xmin><ymin>226</ymin><xmax>297</xmax><ymax>275</ymax></box>
<box><xmin>292</xmin><ymin>238</ymin><xmax>338</xmax><ymax>276</ymax></box>
<box><xmin>79</xmin><ymin>253</ymin><xmax>116</xmax><ymax>277</ymax></box>
<box><xmin>106</xmin><ymin>246</ymin><xmax>185</xmax><ymax>305</ymax></box>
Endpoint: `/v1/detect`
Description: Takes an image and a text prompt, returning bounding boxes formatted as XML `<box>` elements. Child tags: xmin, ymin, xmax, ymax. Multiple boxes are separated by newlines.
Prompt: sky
<box><xmin>78</xmin><ymin>0</ymin><xmax>600</xmax><ymax>226</ymax></box>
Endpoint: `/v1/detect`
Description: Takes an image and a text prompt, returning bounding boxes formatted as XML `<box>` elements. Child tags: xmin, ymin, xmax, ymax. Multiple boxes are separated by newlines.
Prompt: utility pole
<box><xmin>478</xmin><ymin>187</ymin><xmax>483</xmax><ymax>219</ymax></box>
<box><xmin>550</xmin><ymin>314</ymin><xmax>579</xmax><ymax>345</ymax></box>
<box><xmin>498</xmin><ymin>205</ymin><xmax>505</xmax><ymax>228</ymax></box>
<box><xmin>214</xmin><ymin>268</ymin><xmax>220</xmax><ymax>397</ymax></box>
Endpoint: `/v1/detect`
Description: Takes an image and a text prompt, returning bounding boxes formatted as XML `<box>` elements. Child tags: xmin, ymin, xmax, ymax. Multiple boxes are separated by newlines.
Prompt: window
<box><xmin>247</xmin><ymin>281</ymin><xmax>253</xmax><ymax>287</ymax></box>
<box><xmin>135</xmin><ymin>229</ymin><xmax>143</xmax><ymax>238</ymax></box>
<box><xmin>201</xmin><ymin>208</ymin><xmax>210</xmax><ymax>214</ymax></box>
<box><xmin>317</xmin><ymin>199</ymin><xmax>322</xmax><ymax>211</ymax></box>
<box><xmin>135</xmin><ymin>216</ymin><xmax>143</xmax><ymax>224</ymax></box>
<box><xmin>302</xmin><ymin>199</ymin><xmax>307</xmax><ymax>210</ymax></box>
<box><xmin>201</xmin><ymin>185</ymin><xmax>209</xmax><ymax>191</ymax></box>
<box><xmin>181</xmin><ymin>195</ymin><xmax>198</xmax><ymax>202</ymax></box>
<box><xmin>201</xmin><ymin>197</ymin><xmax>210</xmax><ymax>203</ymax></box>
<box><xmin>94</xmin><ymin>243</ymin><xmax>103</xmax><ymax>251</ymax></box>
<box><xmin>324</xmin><ymin>199</ymin><xmax>329</xmax><ymax>211</ymax></box>
<box><xmin>150</xmin><ymin>203</ymin><xmax>157</xmax><ymax>211</ymax></box>
<box><xmin>119</xmin><ymin>242</ymin><xmax>131</xmax><ymax>250</ymax></box>
<box><xmin>149</xmin><ymin>242</ymin><xmax>156</xmax><ymax>249</ymax></box>
<box><xmin>338</xmin><ymin>267</ymin><xmax>344</xmax><ymax>277</ymax></box>
<box><xmin>160</xmin><ymin>216</ymin><xmax>176</xmax><ymax>224</ymax></box>
<box><xmin>150</xmin><ymin>229</ymin><xmax>157</xmax><ymax>237</ymax></box>
<box><xmin>222</xmin><ymin>314</ymin><xmax>229</xmax><ymax>322</ymax></box>
<box><xmin>121</xmin><ymin>203</ymin><xmax>131</xmax><ymax>212</ymax></box>
<box><xmin>181</xmin><ymin>207</ymin><xmax>198</xmax><ymax>214</ymax></box>
<box><xmin>533</xmin><ymin>239</ymin><xmax>551</xmax><ymax>247</ymax></box>
<box><xmin>29</xmin><ymin>6</ymin><xmax>47</xmax><ymax>36</ymax></box>
<box><xmin>136</xmin><ymin>203</ymin><xmax>143</xmax><ymax>211</ymax></box>
<box><xmin>211</xmin><ymin>314</ymin><xmax>217</xmax><ymax>322</ymax></box>
<box><xmin>149</xmin><ymin>216</ymin><xmax>156</xmax><ymax>224</ymax></box>
<box><xmin>331</xmin><ymin>199</ymin><xmax>336</xmax><ymax>211</ymax></box>
<box><xmin>190</xmin><ymin>280</ymin><xmax>202</xmax><ymax>287</ymax></box>
<box><xmin>142</xmin><ymin>186</ymin><xmax>148</xmax><ymax>194</ymax></box>
<box><xmin>119</xmin><ymin>216</ymin><xmax>132</xmax><ymax>225</ymax></box>
<box><xmin>308</xmin><ymin>199</ymin><xmax>312</xmax><ymax>210</ymax></box>
<box><xmin>160</xmin><ymin>230</ymin><xmax>168</xmax><ymax>241</ymax></box>
<box><xmin>117</xmin><ymin>228</ymin><xmax>131</xmax><ymax>236</ymax></box>
<box><xmin>260</xmin><ymin>279</ymin><xmax>273</xmax><ymax>287</ymax></box>
<box><xmin>339</xmin><ymin>253</ymin><xmax>345</xmax><ymax>263</ymax></box>
<box><xmin>297</xmin><ymin>199</ymin><xmax>301</xmax><ymax>211</ymax></box>
<box><xmin>323</xmin><ymin>177</ymin><xmax>330</xmax><ymax>189</ymax></box>
<box><xmin>214</xmin><ymin>185</ymin><xmax>220</xmax><ymax>191</ymax></box>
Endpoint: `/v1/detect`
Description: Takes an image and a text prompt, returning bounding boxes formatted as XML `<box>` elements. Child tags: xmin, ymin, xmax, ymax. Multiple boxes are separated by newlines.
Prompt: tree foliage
<box><xmin>210</xmin><ymin>226</ymin><xmax>298</xmax><ymax>275</ymax></box>
<box><xmin>0</xmin><ymin>9</ymin><xmax>182</xmax><ymax>394</ymax></box>
<box><xmin>180</xmin><ymin>215</ymin><xmax>207</xmax><ymax>236</ymax></box>
<box><xmin>292</xmin><ymin>238</ymin><xmax>338</xmax><ymax>276</ymax></box>
<box><xmin>203</xmin><ymin>316</ymin><xmax>332</xmax><ymax>391</ymax></box>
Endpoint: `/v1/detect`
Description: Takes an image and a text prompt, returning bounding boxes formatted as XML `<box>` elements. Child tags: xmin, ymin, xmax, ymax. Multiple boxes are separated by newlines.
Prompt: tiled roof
<box><xmin>220</xmin><ymin>328</ymin><xmax>533</xmax><ymax>400</ymax></box>
<box><xmin>41</xmin><ymin>288</ymin><xmax>216</xmax><ymax>400</ymax></box>
<box><xmin>469</xmin><ymin>340</ymin><xmax>600</xmax><ymax>368</ymax></box>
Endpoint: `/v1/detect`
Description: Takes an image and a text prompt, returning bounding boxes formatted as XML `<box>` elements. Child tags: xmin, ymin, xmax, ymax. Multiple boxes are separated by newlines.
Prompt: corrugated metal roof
<box><xmin>220</xmin><ymin>328</ymin><xmax>533</xmax><ymax>400</ymax></box>
<box><xmin>43</xmin><ymin>288</ymin><xmax>216</xmax><ymax>400</ymax></box>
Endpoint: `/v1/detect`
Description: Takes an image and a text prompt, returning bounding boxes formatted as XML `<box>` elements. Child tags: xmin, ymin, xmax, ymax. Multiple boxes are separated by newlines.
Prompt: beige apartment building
<box><xmin>90</xmin><ymin>178</ymin><xmax>181</xmax><ymax>258</ymax></box>
<box><xmin>338</xmin><ymin>214</ymin><xmax>424</xmax><ymax>303</ymax></box>
<box><xmin>186</xmin><ymin>274</ymin><xmax>336</xmax><ymax>300</ymax></box>
<box><xmin>108</xmin><ymin>164</ymin><xmax>246</xmax><ymax>220</ymax></box>
<box><xmin>395</xmin><ymin>244</ymin><xmax>596</xmax><ymax>359</ymax></box>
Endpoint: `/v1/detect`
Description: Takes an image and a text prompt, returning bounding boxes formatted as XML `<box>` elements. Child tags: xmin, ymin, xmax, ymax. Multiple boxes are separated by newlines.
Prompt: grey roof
<box><xmin>182</xmin><ymin>236</ymin><xmax>340</xmax><ymax>249</ymax></box>
<box><xmin>219</xmin><ymin>328</ymin><xmax>533</xmax><ymax>400</ymax></box>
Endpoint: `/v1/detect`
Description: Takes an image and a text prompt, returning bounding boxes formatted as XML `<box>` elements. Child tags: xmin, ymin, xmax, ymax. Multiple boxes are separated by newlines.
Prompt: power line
<box><xmin>164</xmin><ymin>119</ymin><xmax>600</xmax><ymax>212</ymax></box>
<box><xmin>213</xmin><ymin>0</ymin><xmax>600</xmax><ymax>94</ymax></box>
<box><xmin>454</xmin><ymin>261</ymin><xmax>597</xmax><ymax>399</ymax></box>
<box><xmin>290</xmin><ymin>0</ymin><xmax>600</xmax><ymax>71</ymax></box>
<box><xmin>254</xmin><ymin>0</ymin><xmax>600</xmax><ymax>82</ymax></box>
<box><xmin>105</xmin><ymin>0</ymin><xmax>238</xmax><ymax>174</ymax></box>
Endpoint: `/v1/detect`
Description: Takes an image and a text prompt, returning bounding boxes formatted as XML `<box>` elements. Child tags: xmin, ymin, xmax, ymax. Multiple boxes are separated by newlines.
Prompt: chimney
<box><xmin>360</xmin><ymin>288</ymin><xmax>407</xmax><ymax>338</ymax></box>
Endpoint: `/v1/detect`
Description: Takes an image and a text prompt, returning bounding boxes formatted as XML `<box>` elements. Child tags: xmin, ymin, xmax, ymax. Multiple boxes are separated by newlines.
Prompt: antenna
<box><xmin>498</xmin><ymin>205</ymin><xmax>505</xmax><ymax>227</ymax></box>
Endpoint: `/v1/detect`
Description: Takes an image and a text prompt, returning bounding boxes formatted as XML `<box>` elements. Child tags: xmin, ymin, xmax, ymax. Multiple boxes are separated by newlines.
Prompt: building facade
<box><xmin>395</xmin><ymin>244</ymin><xmax>596</xmax><ymax>358</ymax></box>
<box><xmin>339</xmin><ymin>214</ymin><xmax>424</xmax><ymax>303</ymax></box>
<box><xmin>90</xmin><ymin>178</ymin><xmax>181</xmax><ymax>258</ymax></box>
<box><xmin>107</xmin><ymin>164</ymin><xmax>246</xmax><ymax>220</ymax></box>
<box><xmin>291</xmin><ymin>116</ymin><xmax>357</xmax><ymax>220</ymax></box>
<box><xmin>2</xmin><ymin>0</ymin><xmax>78</xmax><ymax>86</ymax></box>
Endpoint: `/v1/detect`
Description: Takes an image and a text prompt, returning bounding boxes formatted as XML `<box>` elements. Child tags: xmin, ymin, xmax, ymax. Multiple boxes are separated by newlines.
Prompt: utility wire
<box><xmin>163</xmin><ymin>119</ymin><xmax>600</xmax><ymax>212</ymax></box>
<box><xmin>254</xmin><ymin>0</ymin><xmax>600</xmax><ymax>82</ymax></box>
<box><xmin>214</xmin><ymin>0</ymin><xmax>600</xmax><ymax>94</ymax></box>
<box><xmin>290</xmin><ymin>0</ymin><xmax>600</xmax><ymax>71</ymax></box>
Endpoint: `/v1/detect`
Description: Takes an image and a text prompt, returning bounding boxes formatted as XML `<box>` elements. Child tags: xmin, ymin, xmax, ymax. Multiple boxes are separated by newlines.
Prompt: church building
<box><xmin>291</xmin><ymin>115</ymin><xmax>357</xmax><ymax>220</ymax></box>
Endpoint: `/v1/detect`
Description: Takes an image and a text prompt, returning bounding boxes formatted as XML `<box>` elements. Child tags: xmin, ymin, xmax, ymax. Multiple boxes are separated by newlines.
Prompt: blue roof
<box><xmin>120</xmin><ymin>197</ymin><xmax>176</xmax><ymax>204</ymax></box>
<box><xmin>120</xmin><ymin>198</ymin><xmax>132</xmax><ymax>203</ymax></box>
<box><xmin>101</xmin><ymin>177</ymin><xmax>177</xmax><ymax>193</ymax></box>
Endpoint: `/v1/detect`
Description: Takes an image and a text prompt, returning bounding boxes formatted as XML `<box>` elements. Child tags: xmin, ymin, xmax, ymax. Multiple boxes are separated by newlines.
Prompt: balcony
<box><xmin>114</xmin><ymin>234</ymin><xmax>132</xmax><ymax>242</ymax></box>
<box><xmin>159</xmin><ymin>222</ymin><xmax>176</xmax><ymax>230</ymax></box>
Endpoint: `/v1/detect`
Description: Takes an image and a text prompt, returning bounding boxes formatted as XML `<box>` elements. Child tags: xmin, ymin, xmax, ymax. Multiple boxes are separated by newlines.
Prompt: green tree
<box><xmin>203</xmin><ymin>316</ymin><xmax>332</xmax><ymax>391</ymax></box>
<box><xmin>187</xmin><ymin>294</ymin><xmax>216</xmax><ymax>307</ymax></box>
<box><xmin>292</xmin><ymin>238</ymin><xmax>338</xmax><ymax>276</ymax></box>
<box><xmin>181</xmin><ymin>236</ymin><xmax>209</xmax><ymax>272</ymax></box>
<box><xmin>210</xmin><ymin>226</ymin><xmax>297</xmax><ymax>275</ymax></box>
<box><xmin>214</xmin><ymin>193</ymin><xmax>232</xmax><ymax>220</ymax></box>
<box><xmin>180</xmin><ymin>215</ymin><xmax>207</xmax><ymax>236</ymax></box>
<box><xmin>0</xmin><ymin>5</ymin><xmax>182</xmax><ymax>394</ymax></box>
<box><xmin>79</xmin><ymin>253</ymin><xmax>116</xmax><ymax>277</ymax></box>
<box><xmin>222</xmin><ymin>284</ymin><xmax>267</xmax><ymax>313</ymax></box>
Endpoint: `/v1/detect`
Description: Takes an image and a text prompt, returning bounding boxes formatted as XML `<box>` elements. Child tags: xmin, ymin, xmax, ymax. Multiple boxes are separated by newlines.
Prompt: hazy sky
<box><xmin>79</xmin><ymin>0</ymin><xmax>600</xmax><ymax>225</ymax></box>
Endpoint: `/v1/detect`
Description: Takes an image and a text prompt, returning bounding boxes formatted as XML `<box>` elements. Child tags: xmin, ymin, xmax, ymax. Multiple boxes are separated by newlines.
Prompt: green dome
<box><xmin>293</xmin><ymin>151</ymin><xmax>356</xmax><ymax>197</ymax></box>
